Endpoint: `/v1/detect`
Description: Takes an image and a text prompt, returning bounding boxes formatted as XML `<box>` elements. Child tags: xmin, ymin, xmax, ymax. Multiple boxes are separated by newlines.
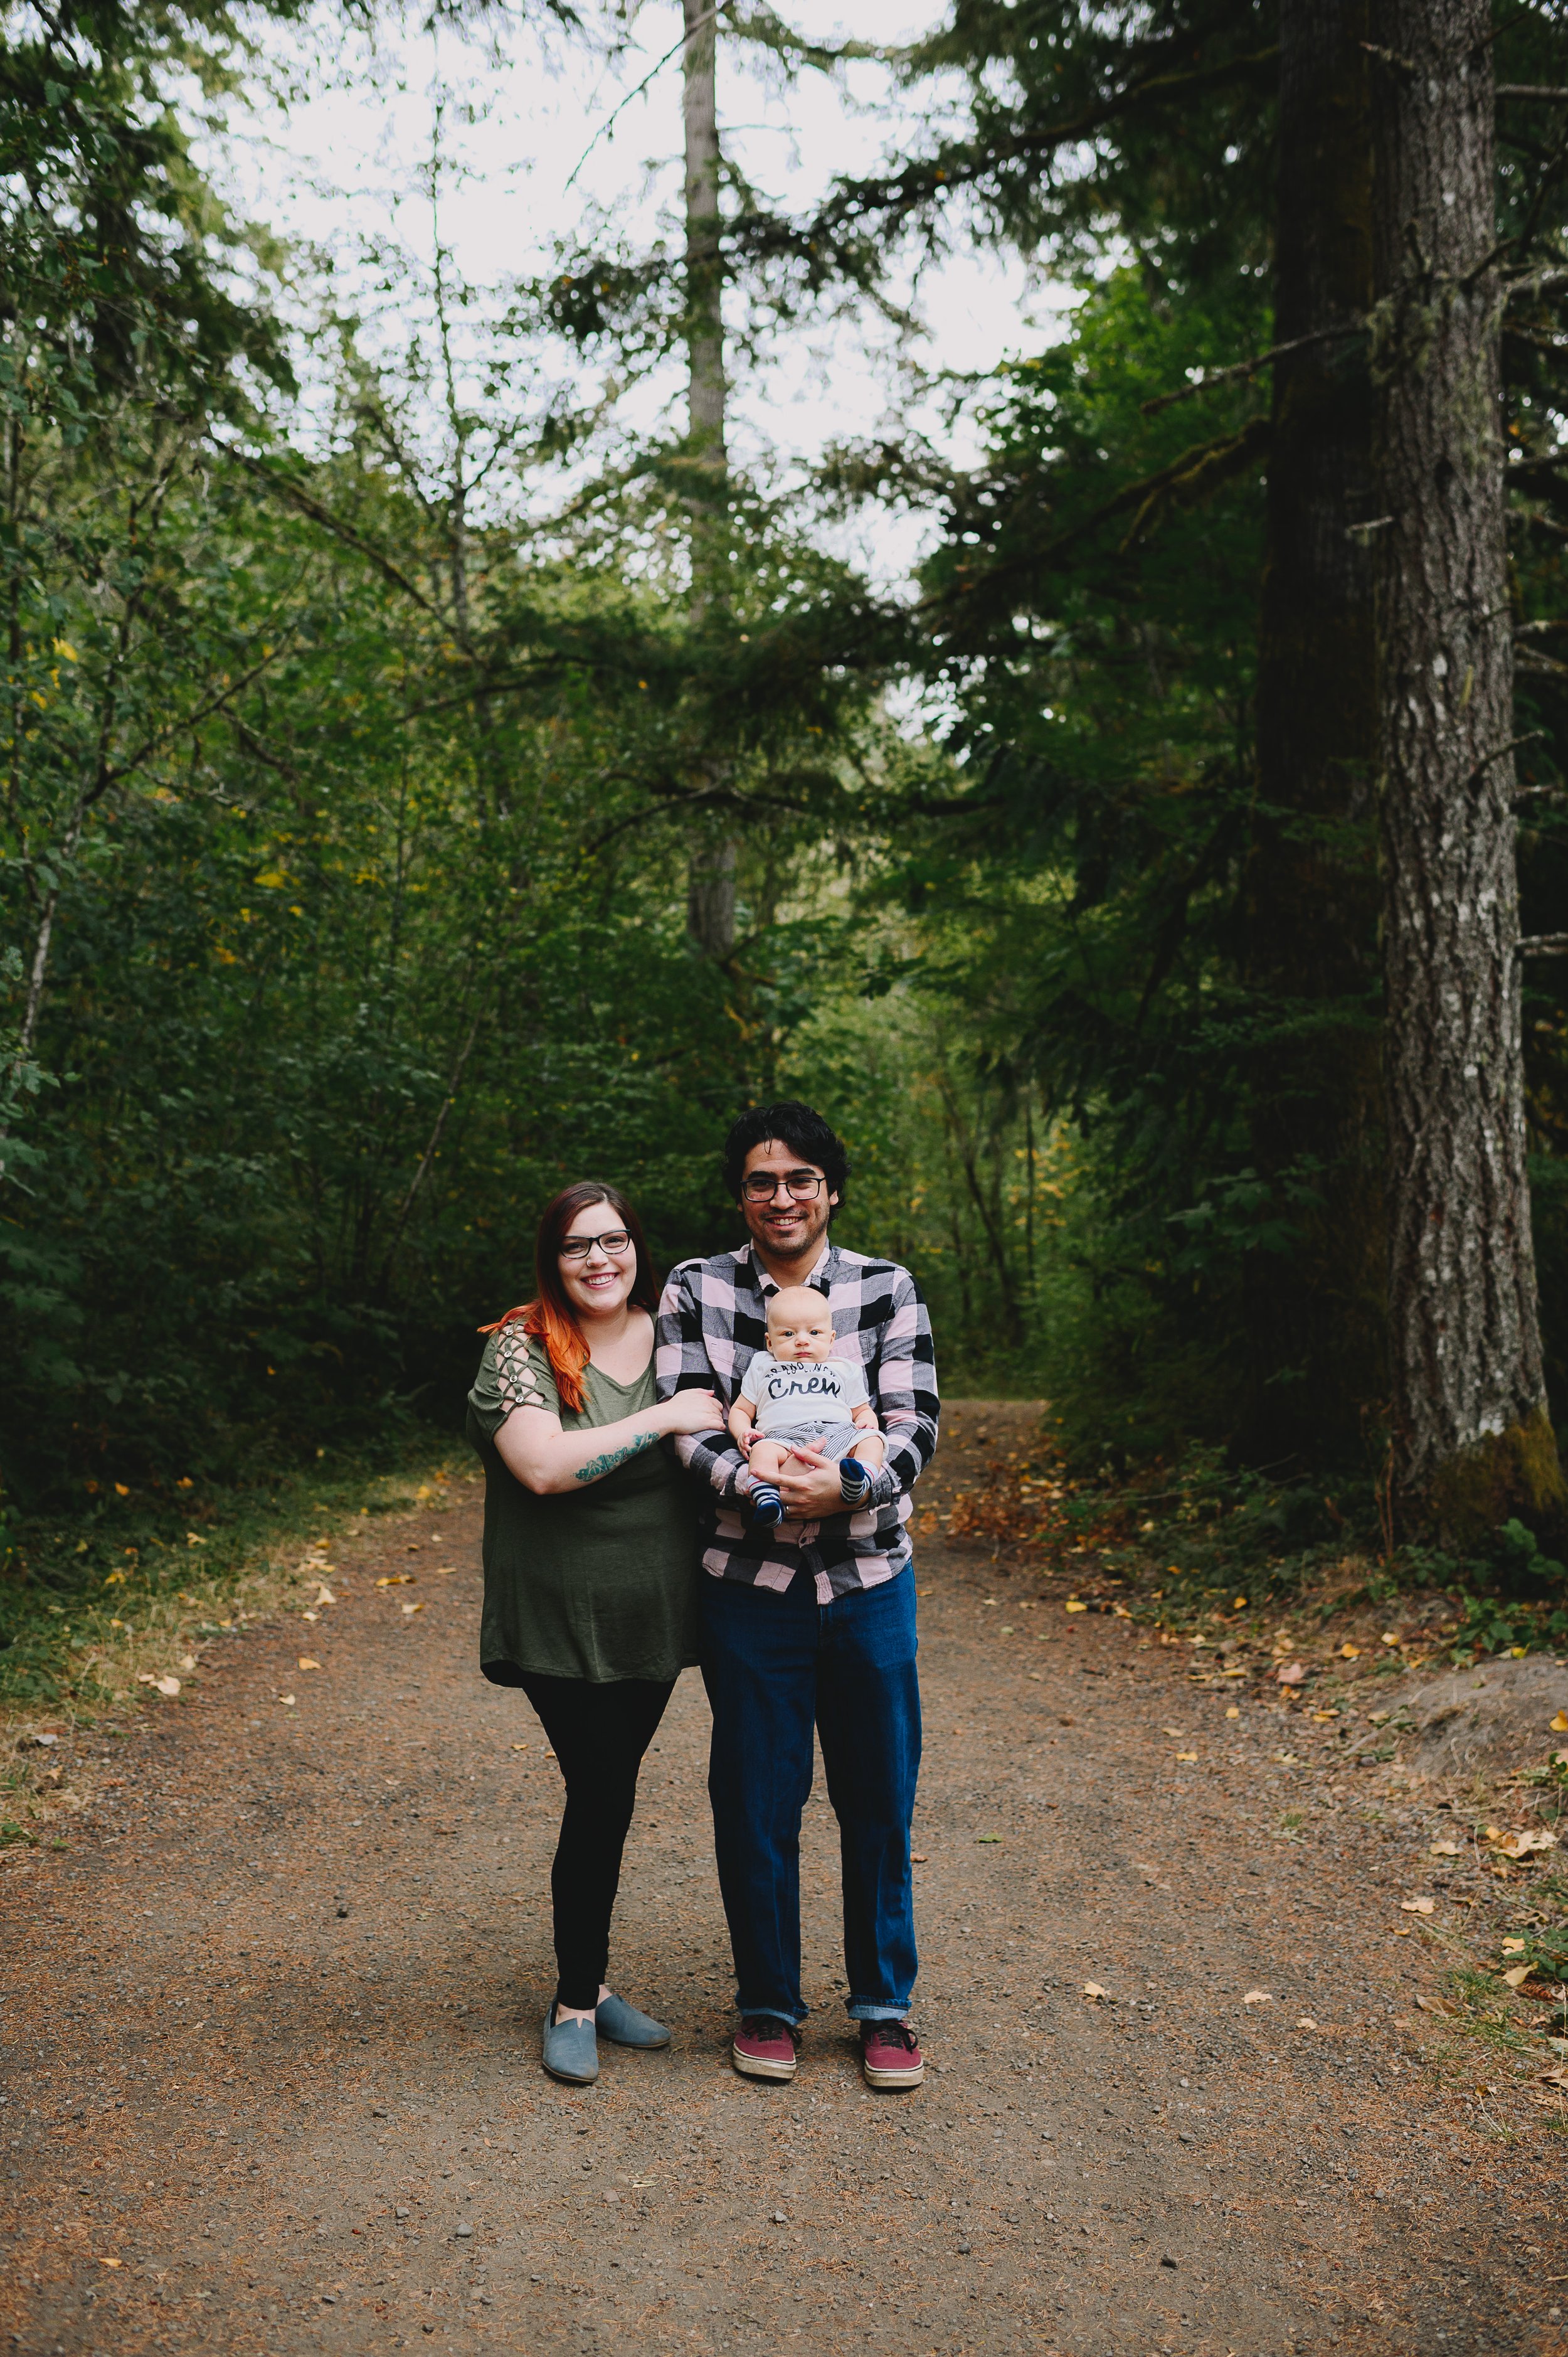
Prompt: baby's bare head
<box><xmin>766</xmin><ymin>1286</ymin><xmax>835</xmax><ymax>1360</ymax></box>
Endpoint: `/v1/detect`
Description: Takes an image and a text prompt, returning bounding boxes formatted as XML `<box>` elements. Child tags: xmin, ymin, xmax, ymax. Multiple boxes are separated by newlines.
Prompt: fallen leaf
<box><xmin>1400</xmin><ymin>1897</ymin><xmax>1435</xmax><ymax>1915</ymax></box>
<box><xmin>1173</xmin><ymin>1752</ymin><xmax>1197</xmax><ymax>1763</ymax></box>
<box><xmin>402</xmin><ymin>1600</ymin><xmax>423</xmax><ymax>1617</ymax></box>
<box><xmin>1065</xmin><ymin>1600</ymin><xmax>1088</xmax><ymax>1614</ymax></box>
<box><xmin>1226</xmin><ymin>1706</ymin><xmax>1241</xmax><ymax>1719</ymax></box>
<box><xmin>976</xmin><ymin>1834</ymin><xmax>1003</xmax><ymax>1844</ymax></box>
<box><xmin>1491</xmin><ymin>1828</ymin><xmax>1557</xmax><ymax>1860</ymax></box>
<box><xmin>1381</xmin><ymin>1632</ymin><xmax>1401</xmax><ymax>1647</ymax></box>
<box><xmin>376</xmin><ymin>1575</ymin><xmax>414</xmax><ymax>1588</ymax></box>
<box><xmin>1243</xmin><ymin>1989</ymin><xmax>1272</xmax><ymax>2005</ymax></box>
<box><xmin>1310</xmin><ymin>1709</ymin><xmax>1338</xmax><ymax>1721</ymax></box>
<box><xmin>510</xmin><ymin>1743</ymin><xmax>529</xmax><ymax>1752</ymax></box>
<box><xmin>315</xmin><ymin>1585</ymin><xmax>336</xmax><ymax>1605</ymax></box>
<box><xmin>178</xmin><ymin>1656</ymin><xmax>196</xmax><ymax>1672</ymax></box>
<box><xmin>1551</xmin><ymin>1711</ymin><xmax>1568</xmax><ymax>1734</ymax></box>
<box><xmin>1540</xmin><ymin>2064</ymin><xmax>1568</xmax><ymax>2087</ymax></box>
<box><xmin>1275</xmin><ymin>1662</ymin><xmax>1306</xmax><ymax>1686</ymax></box>
<box><xmin>1557</xmin><ymin>1749</ymin><xmax>1568</xmax><ymax>1768</ymax></box>
<box><xmin>1083</xmin><ymin>1982</ymin><xmax>1109</xmax><ymax>2001</ymax></box>
<box><xmin>1502</xmin><ymin>1965</ymin><xmax>1532</xmax><ymax>1989</ymax></box>
<box><xmin>297</xmin><ymin>1657</ymin><xmax>321</xmax><ymax>1671</ymax></box>
<box><xmin>98</xmin><ymin>2257</ymin><xmax>121</xmax><ymax>2269</ymax></box>
<box><xmin>1502</xmin><ymin>1937</ymin><xmax>1527</xmax><ymax>1954</ymax></box>
<box><xmin>1338</xmin><ymin>1642</ymin><xmax>1360</xmax><ymax>1659</ymax></box>
<box><xmin>1162</xmin><ymin>1726</ymin><xmax>1184</xmax><ymax>1738</ymax></box>
<box><xmin>911</xmin><ymin>1853</ymin><xmax>930</xmax><ymax>1864</ymax></box>
<box><xmin>277</xmin><ymin>1694</ymin><xmax>296</xmax><ymax>1707</ymax></box>
<box><xmin>1274</xmin><ymin>1751</ymin><xmax>1301</xmax><ymax>1765</ymax></box>
<box><xmin>433</xmin><ymin>1566</ymin><xmax>455</xmax><ymax>1576</ymax></box>
<box><xmin>1430</xmin><ymin>1840</ymin><xmax>1463</xmax><ymax>1856</ymax></box>
<box><xmin>153</xmin><ymin>1676</ymin><xmax>179</xmax><ymax>1698</ymax></box>
<box><xmin>1414</xmin><ymin>1995</ymin><xmax>1451</xmax><ymax>2016</ymax></box>
<box><xmin>1295</xmin><ymin>2017</ymin><xmax>1317</xmax><ymax>2031</ymax></box>
<box><xmin>302</xmin><ymin>1610</ymin><xmax>319</xmax><ymax>1623</ymax></box>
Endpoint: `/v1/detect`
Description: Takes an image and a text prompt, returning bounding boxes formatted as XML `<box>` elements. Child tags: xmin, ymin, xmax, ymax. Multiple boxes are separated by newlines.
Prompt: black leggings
<box><xmin>518</xmin><ymin>1672</ymin><xmax>675</xmax><ymax>2013</ymax></box>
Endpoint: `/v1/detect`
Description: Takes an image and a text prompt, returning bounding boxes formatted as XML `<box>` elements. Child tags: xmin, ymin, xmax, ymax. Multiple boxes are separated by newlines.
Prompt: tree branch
<box><xmin>1141</xmin><ymin>323</ymin><xmax>1363</xmax><ymax>416</ymax></box>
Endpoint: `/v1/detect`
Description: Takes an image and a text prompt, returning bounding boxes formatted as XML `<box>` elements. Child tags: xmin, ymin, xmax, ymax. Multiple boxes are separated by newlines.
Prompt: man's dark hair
<box><xmin>721</xmin><ymin>1101</ymin><xmax>851</xmax><ymax>1208</ymax></box>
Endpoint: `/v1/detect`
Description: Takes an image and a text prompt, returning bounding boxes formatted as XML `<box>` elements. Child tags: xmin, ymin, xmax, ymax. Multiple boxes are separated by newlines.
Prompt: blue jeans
<box><xmin>699</xmin><ymin>1565</ymin><xmax>921</xmax><ymax>2025</ymax></box>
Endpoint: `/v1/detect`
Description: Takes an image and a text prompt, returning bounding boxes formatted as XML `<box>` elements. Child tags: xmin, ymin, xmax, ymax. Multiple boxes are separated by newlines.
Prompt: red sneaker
<box><xmin>860</xmin><ymin>2018</ymin><xmax>924</xmax><ymax>2089</ymax></box>
<box><xmin>731</xmin><ymin>2016</ymin><xmax>800</xmax><ymax>2081</ymax></box>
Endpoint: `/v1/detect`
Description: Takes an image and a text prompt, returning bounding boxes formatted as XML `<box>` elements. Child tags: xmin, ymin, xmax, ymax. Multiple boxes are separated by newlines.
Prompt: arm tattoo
<box><xmin>575</xmin><ymin>1429</ymin><xmax>659</xmax><ymax>1485</ymax></box>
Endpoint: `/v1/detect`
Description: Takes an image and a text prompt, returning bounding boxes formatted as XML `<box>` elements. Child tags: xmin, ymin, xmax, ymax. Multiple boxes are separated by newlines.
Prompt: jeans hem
<box><xmin>846</xmin><ymin>2001</ymin><xmax>913</xmax><ymax>2022</ymax></box>
<box><xmin>736</xmin><ymin>2003</ymin><xmax>808</xmax><ymax>2026</ymax></box>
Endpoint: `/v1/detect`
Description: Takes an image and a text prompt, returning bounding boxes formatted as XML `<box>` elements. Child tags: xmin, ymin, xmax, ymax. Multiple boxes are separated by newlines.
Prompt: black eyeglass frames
<box><xmin>559</xmin><ymin>1229</ymin><xmax>633</xmax><ymax>1260</ymax></box>
<box><xmin>740</xmin><ymin>1170</ymin><xmax>825</xmax><ymax>1203</ymax></box>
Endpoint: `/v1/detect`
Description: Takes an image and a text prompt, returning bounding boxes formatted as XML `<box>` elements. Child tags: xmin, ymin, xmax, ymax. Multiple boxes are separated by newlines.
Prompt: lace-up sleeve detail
<box><xmin>495</xmin><ymin>1326</ymin><xmax>546</xmax><ymax>1413</ymax></box>
<box><xmin>468</xmin><ymin>1324</ymin><xmax>560</xmax><ymax>1437</ymax></box>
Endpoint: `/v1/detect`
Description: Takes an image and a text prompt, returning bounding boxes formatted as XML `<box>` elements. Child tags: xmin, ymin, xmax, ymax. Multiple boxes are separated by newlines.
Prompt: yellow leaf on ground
<box><xmin>1276</xmin><ymin>1662</ymin><xmax>1306</xmax><ymax>1686</ymax></box>
<box><xmin>511</xmin><ymin>1743</ymin><xmax>529</xmax><ymax>1752</ymax></box>
<box><xmin>1174</xmin><ymin>1752</ymin><xmax>1197</xmax><ymax>1762</ymax></box>
<box><xmin>1382</xmin><ymin>1633</ymin><xmax>1401</xmax><ymax>1647</ymax></box>
<box><xmin>1502</xmin><ymin>1937</ymin><xmax>1527</xmax><ymax>1954</ymax></box>
<box><xmin>1065</xmin><ymin>1600</ymin><xmax>1088</xmax><ymax>1613</ymax></box>
<box><xmin>1502</xmin><ymin>1965</ymin><xmax>1532</xmax><ymax>1989</ymax></box>
<box><xmin>277</xmin><ymin>1694</ymin><xmax>295</xmax><ymax>1706</ymax></box>
<box><xmin>1493</xmin><ymin>1828</ymin><xmax>1557</xmax><ymax>1860</ymax></box>
<box><xmin>376</xmin><ymin>1574</ymin><xmax>414</xmax><ymax>1587</ymax></box>
<box><xmin>1295</xmin><ymin>2017</ymin><xmax>1317</xmax><ymax>2031</ymax></box>
<box><xmin>1226</xmin><ymin>1706</ymin><xmax>1241</xmax><ymax>1719</ymax></box>
<box><xmin>1083</xmin><ymin>1982</ymin><xmax>1108</xmax><ymax>2001</ymax></box>
<box><xmin>402</xmin><ymin>1600</ymin><xmax>423</xmax><ymax>1616</ymax></box>
<box><xmin>179</xmin><ymin>1656</ymin><xmax>196</xmax><ymax>1672</ymax></box>
<box><xmin>1162</xmin><ymin>1726</ymin><xmax>1184</xmax><ymax>1737</ymax></box>
<box><xmin>1243</xmin><ymin>1989</ymin><xmax>1272</xmax><ymax>2005</ymax></box>
<box><xmin>911</xmin><ymin>1853</ymin><xmax>930</xmax><ymax>1864</ymax></box>
<box><xmin>98</xmin><ymin>2257</ymin><xmax>120</xmax><ymax>2269</ymax></box>
<box><xmin>1430</xmin><ymin>1840</ymin><xmax>1463</xmax><ymax>1856</ymax></box>
<box><xmin>1551</xmin><ymin>1711</ymin><xmax>1568</xmax><ymax>1733</ymax></box>
<box><xmin>1338</xmin><ymin>1642</ymin><xmax>1360</xmax><ymax>1659</ymax></box>
<box><xmin>153</xmin><ymin>1676</ymin><xmax>180</xmax><ymax>1698</ymax></box>
<box><xmin>1400</xmin><ymin>1897</ymin><xmax>1435</xmax><ymax>1915</ymax></box>
<box><xmin>434</xmin><ymin>1566</ymin><xmax>455</xmax><ymax>1575</ymax></box>
<box><xmin>1414</xmin><ymin>1995</ymin><xmax>1450</xmax><ymax>2016</ymax></box>
<box><xmin>297</xmin><ymin>1657</ymin><xmax>321</xmax><ymax>1671</ymax></box>
<box><xmin>315</xmin><ymin>1585</ymin><xmax>336</xmax><ymax>1605</ymax></box>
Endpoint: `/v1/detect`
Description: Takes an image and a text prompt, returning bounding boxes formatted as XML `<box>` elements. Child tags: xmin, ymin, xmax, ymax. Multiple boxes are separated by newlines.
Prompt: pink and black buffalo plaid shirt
<box><xmin>654</xmin><ymin>1238</ymin><xmax>940</xmax><ymax>1602</ymax></box>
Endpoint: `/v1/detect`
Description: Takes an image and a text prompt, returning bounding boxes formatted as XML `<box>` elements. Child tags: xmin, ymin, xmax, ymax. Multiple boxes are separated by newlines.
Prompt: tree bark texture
<box><xmin>1243</xmin><ymin>0</ymin><xmax>1384</xmax><ymax>1463</ymax></box>
<box><xmin>682</xmin><ymin>0</ymin><xmax>727</xmax><ymax>482</ymax></box>
<box><xmin>1371</xmin><ymin>0</ymin><xmax>1564</xmax><ymax>1536</ymax></box>
<box><xmin>682</xmin><ymin>0</ymin><xmax>738</xmax><ymax>962</ymax></box>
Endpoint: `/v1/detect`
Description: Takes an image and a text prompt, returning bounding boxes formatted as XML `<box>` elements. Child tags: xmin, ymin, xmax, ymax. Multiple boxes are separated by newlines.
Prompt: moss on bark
<box><xmin>1421</xmin><ymin>1405</ymin><xmax>1568</xmax><ymax>1551</ymax></box>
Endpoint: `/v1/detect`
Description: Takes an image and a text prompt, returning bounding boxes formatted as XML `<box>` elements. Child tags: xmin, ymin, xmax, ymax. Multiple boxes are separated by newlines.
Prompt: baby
<box><xmin>728</xmin><ymin>1285</ymin><xmax>886</xmax><ymax>1528</ymax></box>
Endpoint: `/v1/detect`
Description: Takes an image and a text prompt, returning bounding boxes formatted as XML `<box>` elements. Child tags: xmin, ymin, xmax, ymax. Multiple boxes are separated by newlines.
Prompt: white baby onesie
<box><xmin>738</xmin><ymin>1352</ymin><xmax>871</xmax><ymax>1439</ymax></box>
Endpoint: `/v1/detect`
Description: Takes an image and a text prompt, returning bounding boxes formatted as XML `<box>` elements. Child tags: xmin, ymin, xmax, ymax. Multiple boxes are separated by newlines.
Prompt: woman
<box><xmin>466</xmin><ymin>1181</ymin><xmax>721</xmax><ymax>2086</ymax></box>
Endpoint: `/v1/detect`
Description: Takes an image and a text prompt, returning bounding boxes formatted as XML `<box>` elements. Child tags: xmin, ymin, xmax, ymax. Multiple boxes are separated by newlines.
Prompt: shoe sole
<box><xmin>731</xmin><ymin>2042</ymin><xmax>797</xmax><ymax>2081</ymax></box>
<box><xmin>598</xmin><ymin>2031</ymin><xmax>670</xmax><ymax>2050</ymax></box>
<box><xmin>862</xmin><ymin>2058</ymin><xmax>924</xmax><ymax>2089</ymax></box>
<box><xmin>542</xmin><ymin>2058</ymin><xmax>599</xmax><ymax>2085</ymax></box>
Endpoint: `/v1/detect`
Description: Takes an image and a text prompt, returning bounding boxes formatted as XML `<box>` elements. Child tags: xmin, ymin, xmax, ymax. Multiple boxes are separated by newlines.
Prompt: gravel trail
<box><xmin>2</xmin><ymin>1403</ymin><xmax>1562</xmax><ymax>2356</ymax></box>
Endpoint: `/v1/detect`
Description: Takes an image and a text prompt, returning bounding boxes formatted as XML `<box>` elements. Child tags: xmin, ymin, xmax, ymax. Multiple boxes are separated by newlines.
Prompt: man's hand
<box><xmin>776</xmin><ymin>1442</ymin><xmax>846</xmax><ymax>1519</ymax></box>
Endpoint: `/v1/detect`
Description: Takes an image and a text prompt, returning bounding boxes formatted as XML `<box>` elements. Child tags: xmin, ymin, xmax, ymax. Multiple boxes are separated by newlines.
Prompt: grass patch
<box><xmin>0</xmin><ymin>1436</ymin><xmax>455</xmax><ymax>1731</ymax></box>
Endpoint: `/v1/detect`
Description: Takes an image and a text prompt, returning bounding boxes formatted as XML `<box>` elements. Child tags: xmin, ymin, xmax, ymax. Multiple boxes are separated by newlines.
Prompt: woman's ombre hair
<box><xmin>478</xmin><ymin>1182</ymin><xmax>660</xmax><ymax>1414</ymax></box>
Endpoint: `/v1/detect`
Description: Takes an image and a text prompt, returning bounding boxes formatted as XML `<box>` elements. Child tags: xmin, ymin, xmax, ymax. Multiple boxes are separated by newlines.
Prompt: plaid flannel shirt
<box><xmin>654</xmin><ymin>1238</ymin><xmax>940</xmax><ymax>1602</ymax></box>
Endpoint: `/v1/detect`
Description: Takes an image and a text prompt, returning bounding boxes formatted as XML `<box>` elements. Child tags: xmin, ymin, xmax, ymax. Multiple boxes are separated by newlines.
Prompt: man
<box><xmin>655</xmin><ymin>1101</ymin><xmax>939</xmax><ymax>2089</ymax></box>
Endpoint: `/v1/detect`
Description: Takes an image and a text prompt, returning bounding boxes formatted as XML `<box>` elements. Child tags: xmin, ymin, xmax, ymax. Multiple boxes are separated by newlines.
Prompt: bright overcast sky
<box><xmin>219</xmin><ymin>1</ymin><xmax>1066</xmax><ymax>582</ymax></box>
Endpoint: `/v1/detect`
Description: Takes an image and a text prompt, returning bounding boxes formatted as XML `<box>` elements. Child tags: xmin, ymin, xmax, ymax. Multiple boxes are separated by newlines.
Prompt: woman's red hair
<box><xmin>478</xmin><ymin>1182</ymin><xmax>660</xmax><ymax>1415</ymax></box>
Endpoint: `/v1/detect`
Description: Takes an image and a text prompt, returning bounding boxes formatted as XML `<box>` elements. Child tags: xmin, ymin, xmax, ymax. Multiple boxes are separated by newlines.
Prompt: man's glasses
<box><xmin>560</xmin><ymin>1230</ymin><xmax>633</xmax><ymax>1260</ymax></box>
<box><xmin>741</xmin><ymin>1170</ymin><xmax>825</xmax><ymax>1204</ymax></box>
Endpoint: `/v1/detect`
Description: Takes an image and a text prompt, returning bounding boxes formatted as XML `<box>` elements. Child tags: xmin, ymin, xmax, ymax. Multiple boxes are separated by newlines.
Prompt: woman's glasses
<box><xmin>560</xmin><ymin>1229</ymin><xmax>633</xmax><ymax>1260</ymax></box>
<box><xmin>740</xmin><ymin>1170</ymin><xmax>824</xmax><ymax>1203</ymax></box>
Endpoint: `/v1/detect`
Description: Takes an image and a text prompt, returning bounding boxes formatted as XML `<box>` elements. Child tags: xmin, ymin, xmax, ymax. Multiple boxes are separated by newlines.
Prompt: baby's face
<box><xmin>767</xmin><ymin>1303</ymin><xmax>835</xmax><ymax>1361</ymax></box>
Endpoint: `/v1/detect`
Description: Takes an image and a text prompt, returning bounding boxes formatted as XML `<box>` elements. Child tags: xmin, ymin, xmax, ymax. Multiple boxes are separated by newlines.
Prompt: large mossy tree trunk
<box><xmin>1371</xmin><ymin>0</ymin><xmax>1565</xmax><ymax>1541</ymax></box>
<box><xmin>1242</xmin><ymin>0</ymin><xmax>1385</xmax><ymax>1467</ymax></box>
<box><xmin>682</xmin><ymin>0</ymin><xmax>739</xmax><ymax>964</ymax></box>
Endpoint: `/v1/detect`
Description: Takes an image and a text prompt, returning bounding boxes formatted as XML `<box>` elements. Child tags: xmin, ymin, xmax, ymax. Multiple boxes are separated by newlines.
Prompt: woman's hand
<box><xmin>657</xmin><ymin>1388</ymin><xmax>728</xmax><ymax>1437</ymax></box>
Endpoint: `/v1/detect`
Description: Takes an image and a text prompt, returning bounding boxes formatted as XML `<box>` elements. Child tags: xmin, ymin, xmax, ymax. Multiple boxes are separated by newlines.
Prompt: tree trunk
<box><xmin>682</xmin><ymin>0</ymin><xmax>738</xmax><ymax>962</ymax></box>
<box><xmin>1243</xmin><ymin>0</ymin><xmax>1384</xmax><ymax>1465</ymax></box>
<box><xmin>1371</xmin><ymin>0</ymin><xmax>1565</xmax><ymax>1539</ymax></box>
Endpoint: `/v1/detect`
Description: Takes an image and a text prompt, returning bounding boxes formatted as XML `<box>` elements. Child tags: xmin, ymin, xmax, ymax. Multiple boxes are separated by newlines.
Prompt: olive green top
<box><xmin>465</xmin><ymin>1324</ymin><xmax>699</xmax><ymax>1685</ymax></box>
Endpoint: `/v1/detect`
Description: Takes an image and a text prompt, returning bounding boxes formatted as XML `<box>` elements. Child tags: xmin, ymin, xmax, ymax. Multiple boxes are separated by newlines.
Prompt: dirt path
<box><xmin>3</xmin><ymin>1403</ymin><xmax>1564</xmax><ymax>2357</ymax></box>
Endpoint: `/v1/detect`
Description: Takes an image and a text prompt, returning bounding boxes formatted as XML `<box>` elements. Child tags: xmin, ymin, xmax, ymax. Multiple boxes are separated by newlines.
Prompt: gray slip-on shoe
<box><xmin>595</xmin><ymin>1992</ymin><xmax>670</xmax><ymax>2049</ymax></box>
<box><xmin>541</xmin><ymin>2005</ymin><xmax>599</xmax><ymax>2085</ymax></box>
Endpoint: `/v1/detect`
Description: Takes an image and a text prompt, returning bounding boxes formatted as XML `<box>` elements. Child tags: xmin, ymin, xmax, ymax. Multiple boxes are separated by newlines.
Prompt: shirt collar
<box><xmin>742</xmin><ymin>1237</ymin><xmax>834</xmax><ymax>1297</ymax></box>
